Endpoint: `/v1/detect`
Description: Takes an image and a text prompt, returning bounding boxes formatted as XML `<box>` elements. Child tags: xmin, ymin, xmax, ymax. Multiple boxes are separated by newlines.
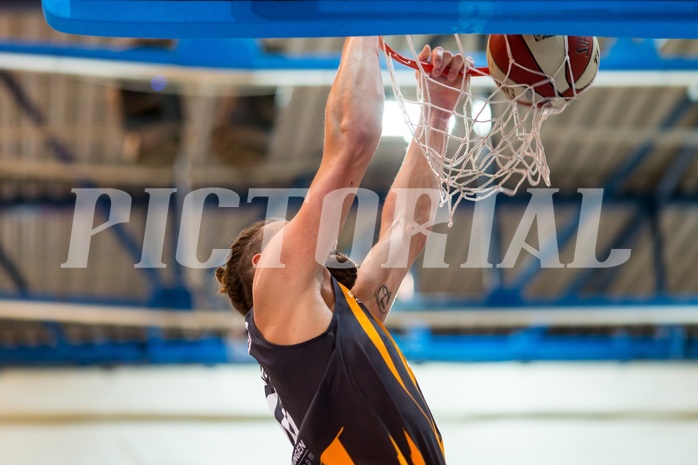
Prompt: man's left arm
<box><xmin>352</xmin><ymin>45</ymin><xmax>470</xmax><ymax>322</ymax></box>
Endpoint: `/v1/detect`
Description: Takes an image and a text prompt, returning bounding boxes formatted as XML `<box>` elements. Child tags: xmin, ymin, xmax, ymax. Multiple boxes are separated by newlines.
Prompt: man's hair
<box><xmin>216</xmin><ymin>219</ymin><xmax>358</xmax><ymax>316</ymax></box>
<box><xmin>215</xmin><ymin>219</ymin><xmax>268</xmax><ymax>316</ymax></box>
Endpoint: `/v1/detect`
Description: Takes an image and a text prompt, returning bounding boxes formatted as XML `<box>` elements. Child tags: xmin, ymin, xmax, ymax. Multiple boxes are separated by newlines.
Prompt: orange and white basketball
<box><xmin>486</xmin><ymin>34</ymin><xmax>600</xmax><ymax>107</ymax></box>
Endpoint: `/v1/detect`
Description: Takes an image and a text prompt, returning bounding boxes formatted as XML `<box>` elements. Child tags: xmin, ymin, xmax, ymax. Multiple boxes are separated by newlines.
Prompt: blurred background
<box><xmin>2</xmin><ymin>2</ymin><xmax>698</xmax><ymax>464</ymax></box>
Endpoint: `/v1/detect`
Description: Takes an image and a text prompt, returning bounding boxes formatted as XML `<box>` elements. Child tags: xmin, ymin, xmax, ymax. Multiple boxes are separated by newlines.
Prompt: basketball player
<box><xmin>216</xmin><ymin>37</ymin><xmax>469</xmax><ymax>465</ymax></box>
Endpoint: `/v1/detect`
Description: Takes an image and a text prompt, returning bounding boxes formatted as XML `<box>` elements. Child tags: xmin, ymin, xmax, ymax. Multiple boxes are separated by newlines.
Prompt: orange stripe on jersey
<box><xmin>389</xmin><ymin>435</ymin><xmax>410</xmax><ymax>465</ymax></box>
<box><xmin>404</xmin><ymin>430</ymin><xmax>427</xmax><ymax>465</ymax></box>
<box><xmin>339</xmin><ymin>283</ymin><xmax>445</xmax><ymax>458</ymax></box>
<box><xmin>374</xmin><ymin>317</ymin><xmax>445</xmax><ymax>455</ymax></box>
<box><xmin>339</xmin><ymin>285</ymin><xmax>408</xmax><ymax>393</ymax></box>
<box><xmin>370</xmin><ymin>312</ymin><xmax>418</xmax><ymax>388</ymax></box>
<box><xmin>320</xmin><ymin>428</ymin><xmax>355</xmax><ymax>465</ymax></box>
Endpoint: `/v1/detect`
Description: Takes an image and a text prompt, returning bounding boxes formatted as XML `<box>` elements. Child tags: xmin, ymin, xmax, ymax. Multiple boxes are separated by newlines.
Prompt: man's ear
<box><xmin>252</xmin><ymin>253</ymin><xmax>261</xmax><ymax>267</ymax></box>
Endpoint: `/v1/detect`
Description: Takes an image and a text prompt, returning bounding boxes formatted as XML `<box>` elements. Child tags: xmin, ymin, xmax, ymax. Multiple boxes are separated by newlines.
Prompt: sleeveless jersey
<box><xmin>245</xmin><ymin>277</ymin><xmax>445</xmax><ymax>465</ymax></box>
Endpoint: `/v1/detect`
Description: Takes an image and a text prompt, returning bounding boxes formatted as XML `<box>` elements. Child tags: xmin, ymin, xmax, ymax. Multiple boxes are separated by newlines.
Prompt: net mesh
<box><xmin>382</xmin><ymin>35</ymin><xmax>584</xmax><ymax>224</ymax></box>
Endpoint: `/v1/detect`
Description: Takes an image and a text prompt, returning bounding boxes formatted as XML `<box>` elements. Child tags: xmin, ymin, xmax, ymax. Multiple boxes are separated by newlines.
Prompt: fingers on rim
<box><xmin>448</xmin><ymin>54</ymin><xmax>465</xmax><ymax>80</ymax></box>
<box><xmin>418</xmin><ymin>44</ymin><xmax>431</xmax><ymax>60</ymax></box>
<box><xmin>422</xmin><ymin>46</ymin><xmax>473</xmax><ymax>80</ymax></box>
<box><xmin>431</xmin><ymin>47</ymin><xmax>444</xmax><ymax>65</ymax></box>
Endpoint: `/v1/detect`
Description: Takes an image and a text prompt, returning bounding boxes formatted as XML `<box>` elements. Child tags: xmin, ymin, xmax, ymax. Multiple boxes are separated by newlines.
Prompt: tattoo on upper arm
<box><xmin>375</xmin><ymin>284</ymin><xmax>392</xmax><ymax>314</ymax></box>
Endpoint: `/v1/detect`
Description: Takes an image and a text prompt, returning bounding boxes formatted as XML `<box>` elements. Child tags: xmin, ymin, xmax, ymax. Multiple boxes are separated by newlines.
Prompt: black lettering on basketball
<box><xmin>576</xmin><ymin>37</ymin><xmax>590</xmax><ymax>56</ymax></box>
<box><xmin>533</xmin><ymin>35</ymin><xmax>553</xmax><ymax>41</ymax></box>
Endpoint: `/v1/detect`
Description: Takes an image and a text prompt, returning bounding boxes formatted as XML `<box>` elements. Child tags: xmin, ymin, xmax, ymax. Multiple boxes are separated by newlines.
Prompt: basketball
<box><xmin>486</xmin><ymin>34</ymin><xmax>600</xmax><ymax>107</ymax></box>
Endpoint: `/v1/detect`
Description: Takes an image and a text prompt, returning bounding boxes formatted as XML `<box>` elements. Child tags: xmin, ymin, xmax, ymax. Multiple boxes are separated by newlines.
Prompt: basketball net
<box><xmin>381</xmin><ymin>35</ymin><xmax>580</xmax><ymax>225</ymax></box>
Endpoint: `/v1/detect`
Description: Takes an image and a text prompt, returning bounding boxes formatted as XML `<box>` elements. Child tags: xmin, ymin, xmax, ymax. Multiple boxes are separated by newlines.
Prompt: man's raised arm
<box><xmin>353</xmin><ymin>45</ymin><xmax>471</xmax><ymax>322</ymax></box>
<box><xmin>252</xmin><ymin>37</ymin><xmax>384</xmax><ymax>342</ymax></box>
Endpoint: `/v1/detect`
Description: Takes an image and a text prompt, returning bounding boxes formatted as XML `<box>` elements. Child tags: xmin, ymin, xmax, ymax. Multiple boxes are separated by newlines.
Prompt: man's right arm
<box><xmin>252</xmin><ymin>37</ymin><xmax>384</xmax><ymax>344</ymax></box>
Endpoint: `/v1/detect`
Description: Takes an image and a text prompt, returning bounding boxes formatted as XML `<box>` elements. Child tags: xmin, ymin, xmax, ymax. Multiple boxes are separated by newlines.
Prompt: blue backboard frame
<box><xmin>43</xmin><ymin>0</ymin><xmax>698</xmax><ymax>39</ymax></box>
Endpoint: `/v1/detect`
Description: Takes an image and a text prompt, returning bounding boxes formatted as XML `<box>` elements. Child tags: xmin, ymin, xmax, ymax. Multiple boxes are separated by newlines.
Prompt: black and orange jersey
<box><xmin>245</xmin><ymin>277</ymin><xmax>445</xmax><ymax>465</ymax></box>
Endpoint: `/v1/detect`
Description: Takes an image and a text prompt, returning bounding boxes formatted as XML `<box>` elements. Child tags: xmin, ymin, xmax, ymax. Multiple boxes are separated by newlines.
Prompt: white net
<box><xmin>382</xmin><ymin>34</ymin><xmax>585</xmax><ymax>223</ymax></box>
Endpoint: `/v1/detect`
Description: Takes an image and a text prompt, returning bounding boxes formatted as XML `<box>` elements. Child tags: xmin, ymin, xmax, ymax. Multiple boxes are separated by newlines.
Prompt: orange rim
<box><xmin>379</xmin><ymin>36</ymin><xmax>489</xmax><ymax>77</ymax></box>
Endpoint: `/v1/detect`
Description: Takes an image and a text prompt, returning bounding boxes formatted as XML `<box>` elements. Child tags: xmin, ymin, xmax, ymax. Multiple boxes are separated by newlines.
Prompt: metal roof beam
<box><xmin>1</xmin><ymin>38</ymin><xmax>698</xmax><ymax>91</ymax></box>
<box><xmin>0</xmin><ymin>70</ymin><xmax>166</xmax><ymax>296</ymax></box>
<box><xmin>6</xmin><ymin>298</ymin><xmax>698</xmax><ymax>329</ymax></box>
<box><xmin>0</xmin><ymin>244</ymin><xmax>29</xmax><ymax>295</ymax></box>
